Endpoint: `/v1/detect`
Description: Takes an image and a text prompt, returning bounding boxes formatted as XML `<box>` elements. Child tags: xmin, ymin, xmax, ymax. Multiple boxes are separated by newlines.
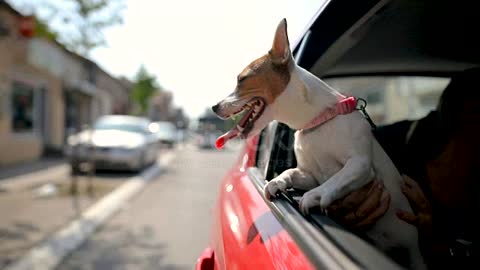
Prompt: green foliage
<box><xmin>67</xmin><ymin>0</ymin><xmax>124</xmax><ymax>55</ymax></box>
<box><xmin>76</xmin><ymin>0</ymin><xmax>110</xmax><ymax>17</ymax></box>
<box><xmin>34</xmin><ymin>18</ymin><xmax>57</xmax><ymax>41</ymax></box>
<box><xmin>132</xmin><ymin>66</ymin><xmax>158</xmax><ymax>115</ymax></box>
<box><xmin>13</xmin><ymin>0</ymin><xmax>125</xmax><ymax>56</ymax></box>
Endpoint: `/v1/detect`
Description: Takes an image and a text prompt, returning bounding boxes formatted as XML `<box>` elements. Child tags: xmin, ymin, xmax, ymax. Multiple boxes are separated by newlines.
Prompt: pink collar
<box><xmin>302</xmin><ymin>96</ymin><xmax>357</xmax><ymax>130</ymax></box>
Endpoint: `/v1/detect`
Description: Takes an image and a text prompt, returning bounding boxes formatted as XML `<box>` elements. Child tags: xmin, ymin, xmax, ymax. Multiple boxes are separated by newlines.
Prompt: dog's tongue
<box><xmin>216</xmin><ymin>107</ymin><xmax>255</xmax><ymax>149</ymax></box>
<box><xmin>215</xmin><ymin>128</ymin><xmax>239</xmax><ymax>149</ymax></box>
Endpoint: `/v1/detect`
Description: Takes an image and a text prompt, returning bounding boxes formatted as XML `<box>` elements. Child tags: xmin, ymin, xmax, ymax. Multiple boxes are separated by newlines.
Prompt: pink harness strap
<box><xmin>302</xmin><ymin>96</ymin><xmax>357</xmax><ymax>130</ymax></box>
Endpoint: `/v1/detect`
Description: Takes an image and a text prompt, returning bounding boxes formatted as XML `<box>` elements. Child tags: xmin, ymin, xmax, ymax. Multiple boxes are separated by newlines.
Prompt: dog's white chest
<box><xmin>294</xmin><ymin>127</ymin><xmax>345</xmax><ymax>185</ymax></box>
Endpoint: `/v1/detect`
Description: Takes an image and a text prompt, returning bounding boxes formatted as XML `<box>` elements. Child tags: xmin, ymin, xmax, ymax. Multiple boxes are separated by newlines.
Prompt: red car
<box><xmin>197</xmin><ymin>0</ymin><xmax>478</xmax><ymax>269</ymax></box>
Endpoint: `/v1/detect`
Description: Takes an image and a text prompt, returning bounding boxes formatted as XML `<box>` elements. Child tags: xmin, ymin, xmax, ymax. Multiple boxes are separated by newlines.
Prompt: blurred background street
<box><xmin>1</xmin><ymin>142</ymin><xmax>242</xmax><ymax>269</ymax></box>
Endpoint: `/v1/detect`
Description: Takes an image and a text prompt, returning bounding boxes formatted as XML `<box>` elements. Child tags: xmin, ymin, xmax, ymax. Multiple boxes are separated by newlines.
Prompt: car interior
<box><xmin>250</xmin><ymin>0</ymin><xmax>479</xmax><ymax>268</ymax></box>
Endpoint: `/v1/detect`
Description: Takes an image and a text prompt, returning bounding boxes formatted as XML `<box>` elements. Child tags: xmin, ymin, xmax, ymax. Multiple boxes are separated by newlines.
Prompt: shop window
<box><xmin>11</xmin><ymin>81</ymin><xmax>34</xmax><ymax>132</ymax></box>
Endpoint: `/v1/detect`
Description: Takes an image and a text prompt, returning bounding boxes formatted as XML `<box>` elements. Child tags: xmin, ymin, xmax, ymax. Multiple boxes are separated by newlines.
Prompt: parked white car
<box><xmin>150</xmin><ymin>121</ymin><xmax>178</xmax><ymax>148</ymax></box>
<box><xmin>65</xmin><ymin>115</ymin><xmax>159</xmax><ymax>174</ymax></box>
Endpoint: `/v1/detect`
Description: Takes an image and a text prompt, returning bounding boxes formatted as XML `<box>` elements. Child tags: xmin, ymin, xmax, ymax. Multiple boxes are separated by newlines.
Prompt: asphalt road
<box><xmin>57</xmin><ymin>144</ymin><xmax>241</xmax><ymax>270</ymax></box>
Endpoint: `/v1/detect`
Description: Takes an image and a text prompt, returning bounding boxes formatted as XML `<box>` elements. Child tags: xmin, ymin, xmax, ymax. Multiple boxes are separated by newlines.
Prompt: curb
<box><xmin>4</xmin><ymin>152</ymin><xmax>175</xmax><ymax>270</ymax></box>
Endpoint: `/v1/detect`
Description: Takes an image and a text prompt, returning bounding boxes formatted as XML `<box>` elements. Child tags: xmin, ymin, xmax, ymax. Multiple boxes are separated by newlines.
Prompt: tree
<box><xmin>34</xmin><ymin>17</ymin><xmax>58</xmax><ymax>42</ymax></box>
<box><xmin>9</xmin><ymin>0</ymin><xmax>125</xmax><ymax>56</ymax></box>
<box><xmin>67</xmin><ymin>0</ymin><xmax>124</xmax><ymax>55</ymax></box>
<box><xmin>132</xmin><ymin>66</ymin><xmax>158</xmax><ymax>115</ymax></box>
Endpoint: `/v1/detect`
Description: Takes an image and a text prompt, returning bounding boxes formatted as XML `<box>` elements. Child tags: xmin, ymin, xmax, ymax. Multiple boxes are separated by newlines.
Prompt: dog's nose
<box><xmin>211</xmin><ymin>104</ymin><xmax>220</xmax><ymax>113</ymax></box>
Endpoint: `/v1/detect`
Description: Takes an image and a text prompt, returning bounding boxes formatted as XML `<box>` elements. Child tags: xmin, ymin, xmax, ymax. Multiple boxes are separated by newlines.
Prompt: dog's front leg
<box><xmin>299</xmin><ymin>156</ymin><xmax>374</xmax><ymax>214</ymax></box>
<box><xmin>264</xmin><ymin>168</ymin><xmax>317</xmax><ymax>200</ymax></box>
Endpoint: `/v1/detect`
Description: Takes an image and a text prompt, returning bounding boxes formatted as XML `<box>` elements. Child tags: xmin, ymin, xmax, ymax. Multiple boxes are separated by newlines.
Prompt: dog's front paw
<box><xmin>299</xmin><ymin>189</ymin><xmax>333</xmax><ymax>215</ymax></box>
<box><xmin>299</xmin><ymin>190</ymin><xmax>322</xmax><ymax>215</ymax></box>
<box><xmin>319</xmin><ymin>193</ymin><xmax>334</xmax><ymax>209</ymax></box>
<box><xmin>264</xmin><ymin>178</ymin><xmax>289</xmax><ymax>200</ymax></box>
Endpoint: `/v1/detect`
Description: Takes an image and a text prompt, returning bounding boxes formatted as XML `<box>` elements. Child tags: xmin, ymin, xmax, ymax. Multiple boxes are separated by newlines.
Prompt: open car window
<box><xmin>253</xmin><ymin>74</ymin><xmax>453</xmax><ymax>269</ymax></box>
<box><xmin>252</xmin><ymin>95</ymin><xmax>407</xmax><ymax>269</ymax></box>
<box><xmin>325</xmin><ymin>76</ymin><xmax>450</xmax><ymax>125</ymax></box>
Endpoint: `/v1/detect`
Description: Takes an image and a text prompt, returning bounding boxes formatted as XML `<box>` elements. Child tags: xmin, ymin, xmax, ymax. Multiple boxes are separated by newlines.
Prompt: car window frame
<box><xmin>254</xmin><ymin>121</ymin><xmax>278</xmax><ymax>178</ymax></box>
<box><xmin>258</xmin><ymin>123</ymin><xmax>403</xmax><ymax>269</ymax></box>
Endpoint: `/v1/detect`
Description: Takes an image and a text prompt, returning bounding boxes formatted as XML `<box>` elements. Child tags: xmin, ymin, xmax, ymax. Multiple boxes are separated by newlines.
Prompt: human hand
<box><xmin>326</xmin><ymin>179</ymin><xmax>391</xmax><ymax>231</ymax></box>
<box><xmin>396</xmin><ymin>175</ymin><xmax>434</xmax><ymax>238</ymax></box>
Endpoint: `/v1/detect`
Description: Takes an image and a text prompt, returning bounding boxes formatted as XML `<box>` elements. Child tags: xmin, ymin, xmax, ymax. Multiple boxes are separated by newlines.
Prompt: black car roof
<box><xmin>293</xmin><ymin>0</ymin><xmax>480</xmax><ymax>78</ymax></box>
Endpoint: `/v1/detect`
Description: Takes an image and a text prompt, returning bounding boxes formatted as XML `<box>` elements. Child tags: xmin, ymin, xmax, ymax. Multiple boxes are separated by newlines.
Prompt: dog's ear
<box><xmin>269</xmin><ymin>18</ymin><xmax>291</xmax><ymax>66</ymax></box>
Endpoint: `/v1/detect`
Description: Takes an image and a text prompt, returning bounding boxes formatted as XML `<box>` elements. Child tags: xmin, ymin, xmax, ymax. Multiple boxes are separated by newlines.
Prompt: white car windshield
<box><xmin>94</xmin><ymin>117</ymin><xmax>149</xmax><ymax>134</ymax></box>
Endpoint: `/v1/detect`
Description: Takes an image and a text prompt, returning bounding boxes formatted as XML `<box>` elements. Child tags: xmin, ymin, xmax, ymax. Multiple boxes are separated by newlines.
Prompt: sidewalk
<box><xmin>0</xmin><ymin>169</ymin><xmax>123</xmax><ymax>269</ymax></box>
<box><xmin>0</xmin><ymin>158</ymin><xmax>66</xmax><ymax>181</ymax></box>
<box><xmin>0</xmin><ymin>157</ymin><xmax>69</xmax><ymax>195</ymax></box>
<box><xmin>0</xmin><ymin>150</ymin><xmax>173</xmax><ymax>270</ymax></box>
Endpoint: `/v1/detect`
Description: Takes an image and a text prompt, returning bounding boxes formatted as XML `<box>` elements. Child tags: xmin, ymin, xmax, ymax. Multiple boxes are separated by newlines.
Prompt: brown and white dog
<box><xmin>212</xmin><ymin>19</ymin><xmax>425</xmax><ymax>269</ymax></box>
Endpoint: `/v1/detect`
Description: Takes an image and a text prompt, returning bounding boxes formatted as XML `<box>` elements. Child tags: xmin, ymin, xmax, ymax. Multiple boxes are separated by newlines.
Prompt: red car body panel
<box><xmin>196</xmin><ymin>136</ymin><xmax>314</xmax><ymax>270</ymax></box>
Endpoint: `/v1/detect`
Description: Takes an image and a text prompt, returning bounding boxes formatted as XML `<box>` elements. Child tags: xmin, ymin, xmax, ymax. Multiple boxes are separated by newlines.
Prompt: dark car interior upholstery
<box><xmin>294</xmin><ymin>0</ymin><xmax>480</xmax><ymax>78</ymax></box>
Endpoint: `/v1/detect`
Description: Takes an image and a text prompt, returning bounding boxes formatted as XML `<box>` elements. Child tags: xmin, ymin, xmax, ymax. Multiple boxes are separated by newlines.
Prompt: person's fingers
<box><xmin>342</xmin><ymin>186</ymin><xmax>389</xmax><ymax>226</ymax></box>
<box><xmin>341</xmin><ymin>180</ymin><xmax>378</xmax><ymax>211</ymax></box>
<box><xmin>329</xmin><ymin>180</ymin><xmax>377</xmax><ymax>215</ymax></box>
<box><xmin>355</xmin><ymin>181</ymin><xmax>384</xmax><ymax>219</ymax></box>
<box><xmin>353</xmin><ymin>189</ymin><xmax>391</xmax><ymax>230</ymax></box>
<box><xmin>401</xmin><ymin>179</ymin><xmax>421</xmax><ymax>208</ymax></box>
<box><xmin>396</xmin><ymin>210</ymin><xmax>418</xmax><ymax>226</ymax></box>
<box><xmin>402</xmin><ymin>174</ymin><xmax>413</xmax><ymax>186</ymax></box>
<box><xmin>402</xmin><ymin>174</ymin><xmax>419</xmax><ymax>189</ymax></box>
<box><xmin>401</xmin><ymin>175</ymin><xmax>430</xmax><ymax>213</ymax></box>
<box><xmin>401</xmin><ymin>182</ymin><xmax>416</xmax><ymax>204</ymax></box>
<box><xmin>342</xmin><ymin>211</ymin><xmax>357</xmax><ymax>225</ymax></box>
<box><xmin>326</xmin><ymin>202</ymin><xmax>340</xmax><ymax>214</ymax></box>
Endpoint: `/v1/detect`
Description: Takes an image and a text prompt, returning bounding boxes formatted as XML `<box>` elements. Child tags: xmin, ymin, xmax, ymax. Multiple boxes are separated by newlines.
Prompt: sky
<box><xmin>11</xmin><ymin>0</ymin><xmax>325</xmax><ymax>118</ymax></box>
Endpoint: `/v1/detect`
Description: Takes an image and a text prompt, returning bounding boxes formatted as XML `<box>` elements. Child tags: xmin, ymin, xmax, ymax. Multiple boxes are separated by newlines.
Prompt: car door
<box><xmin>206</xmin><ymin>122</ymin><xmax>315</xmax><ymax>270</ymax></box>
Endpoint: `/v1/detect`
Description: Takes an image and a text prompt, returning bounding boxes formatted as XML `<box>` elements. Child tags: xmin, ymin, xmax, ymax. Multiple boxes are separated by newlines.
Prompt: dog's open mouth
<box><xmin>216</xmin><ymin>98</ymin><xmax>266</xmax><ymax>149</ymax></box>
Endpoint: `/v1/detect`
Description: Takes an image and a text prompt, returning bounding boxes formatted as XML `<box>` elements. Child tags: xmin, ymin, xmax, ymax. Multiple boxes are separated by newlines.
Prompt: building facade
<box><xmin>0</xmin><ymin>3</ymin><xmax>62</xmax><ymax>164</ymax></box>
<box><xmin>0</xmin><ymin>1</ymin><xmax>132</xmax><ymax>165</ymax></box>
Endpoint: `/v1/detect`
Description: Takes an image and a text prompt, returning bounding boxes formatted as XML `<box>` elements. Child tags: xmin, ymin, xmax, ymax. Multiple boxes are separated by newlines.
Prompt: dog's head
<box><xmin>212</xmin><ymin>19</ymin><xmax>293</xmax><ymax>148</ymax></box>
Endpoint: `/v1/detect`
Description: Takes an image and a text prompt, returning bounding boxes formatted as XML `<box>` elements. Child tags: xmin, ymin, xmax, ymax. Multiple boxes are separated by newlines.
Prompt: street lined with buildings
<box><xmin>0</xmin><ymin>141</ymin><xmax>241</xmax><ymax>270</ymax></box>
<box><xmin>0</xmin><ymin>1</ymin><xmax>188</xmax><ymax>167</ymax></box>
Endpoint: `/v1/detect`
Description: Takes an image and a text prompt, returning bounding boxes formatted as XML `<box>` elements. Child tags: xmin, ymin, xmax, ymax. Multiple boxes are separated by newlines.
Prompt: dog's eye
<box><xmin>237</xmin><ymin>76</ymin><xmax>246</xmax><ymax>83</ymax></box>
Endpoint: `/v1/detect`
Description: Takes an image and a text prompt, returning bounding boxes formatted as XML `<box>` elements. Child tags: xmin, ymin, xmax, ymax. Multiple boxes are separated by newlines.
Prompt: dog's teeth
<box><xmin>237</xmin><ymin>125</ymin><xmax>244</xmax><ymax>132</ymax></box>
